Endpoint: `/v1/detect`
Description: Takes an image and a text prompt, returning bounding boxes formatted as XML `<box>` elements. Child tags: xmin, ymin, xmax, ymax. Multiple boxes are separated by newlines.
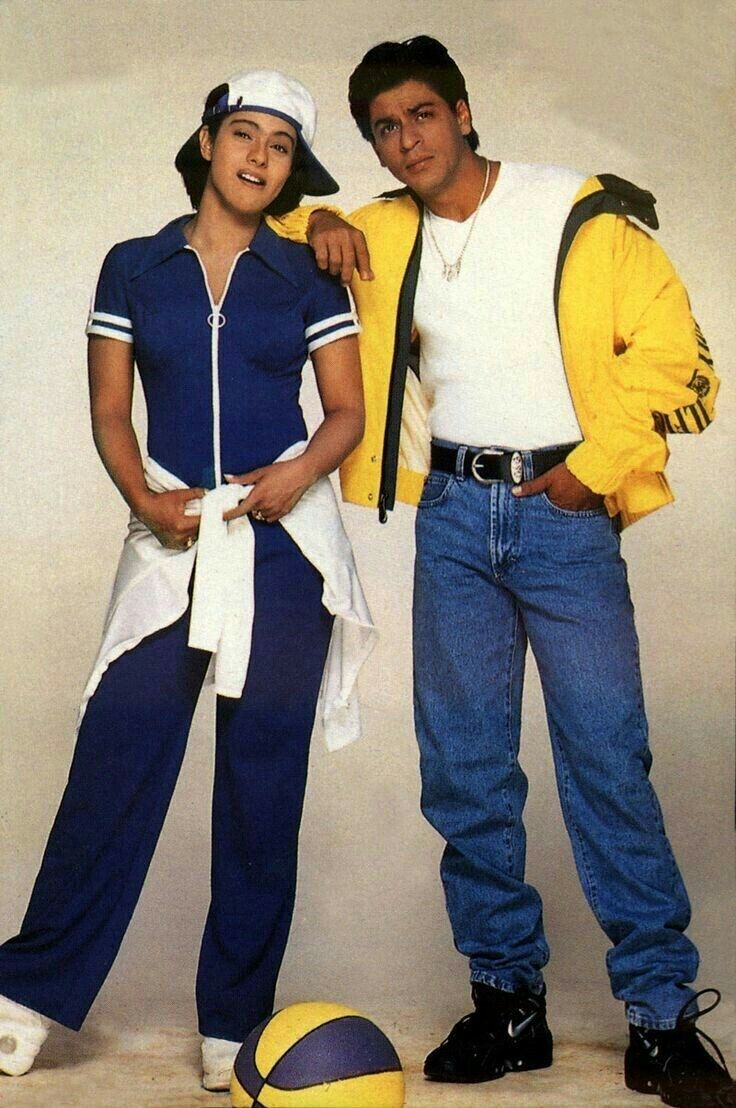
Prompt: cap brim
<box><xmin>298</xmin><ymin>139</ymin><xmax>339</xmax><ymax>196</ymax></box>
<box><xmin>175</xmin><ymin>127</ymin><xmax>338</xmax><ymax>197</ymax></box>
<box><xmin>175</xmin><ymin>128</ymin><xmax>206</xmax><ymax>174</ymax></box>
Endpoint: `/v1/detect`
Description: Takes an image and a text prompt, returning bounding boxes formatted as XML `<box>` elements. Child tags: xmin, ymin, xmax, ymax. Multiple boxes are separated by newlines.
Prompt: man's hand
<box><xmin>307</xmin><ymin>210</ymin><xmax>374</xmax><ymax>285</ymax></box>
<box><xmin>511</xmin><ymin>463</ymin><xmax>605</xmax><ymax>512</ymax></box>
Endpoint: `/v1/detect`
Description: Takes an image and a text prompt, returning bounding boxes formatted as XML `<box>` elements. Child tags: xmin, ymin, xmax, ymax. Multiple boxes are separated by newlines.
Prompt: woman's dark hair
<box><xmin>175</xmin><ymin>83</ymin><xmax>306</xmax><ymax>215</ymax></box>
<box><xmin>348</xmin><ymin>36</ymin><xmax>479</xmax><ymax>151</ymax></box>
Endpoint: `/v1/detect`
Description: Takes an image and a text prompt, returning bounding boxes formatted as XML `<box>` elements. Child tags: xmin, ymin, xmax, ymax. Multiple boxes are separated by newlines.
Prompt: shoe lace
<box><xmin>665</xmin><ymin>989</ymin><xmax>733</xmax><ymax>1088</ymax></box>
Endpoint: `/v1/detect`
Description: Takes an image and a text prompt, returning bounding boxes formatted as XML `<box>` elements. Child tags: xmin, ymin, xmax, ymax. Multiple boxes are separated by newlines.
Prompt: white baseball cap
<box><xmin>176</xmin><ymin>68</ymin><xmax>338</xmax><ymax>196</ymax></box>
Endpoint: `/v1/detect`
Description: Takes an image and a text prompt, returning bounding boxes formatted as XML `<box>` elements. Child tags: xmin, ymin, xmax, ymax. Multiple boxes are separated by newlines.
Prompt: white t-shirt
<box><xmin>413</xmin><ymin>162</ymin><xmax>586</xmax><ymax>449</ymax></box>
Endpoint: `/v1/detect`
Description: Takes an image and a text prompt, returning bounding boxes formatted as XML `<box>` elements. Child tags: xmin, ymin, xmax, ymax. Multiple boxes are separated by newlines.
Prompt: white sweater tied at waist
<box><xmin>77</xmin><ymin>442</ymin><xmax>376</xmax><ymax>751</ymax></box>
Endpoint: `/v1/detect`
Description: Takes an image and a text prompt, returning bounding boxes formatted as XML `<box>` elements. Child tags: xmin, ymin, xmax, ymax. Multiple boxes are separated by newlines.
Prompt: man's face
<box><xmin>367</xmin><ymin>79</ymin><xmax>472</xmax><ymax>199</ymax></box>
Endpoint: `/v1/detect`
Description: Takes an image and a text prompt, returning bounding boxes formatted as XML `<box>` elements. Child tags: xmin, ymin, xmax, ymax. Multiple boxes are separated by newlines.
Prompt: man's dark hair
<box><xmin>175</xmin><ymin>83</ymin><xmax>306</xmax><ymax>215</ymax></box>
<box><xmin>348</xmin><ymin>36</ymin><xmax>479</xmax><ymax>151</ymax></box>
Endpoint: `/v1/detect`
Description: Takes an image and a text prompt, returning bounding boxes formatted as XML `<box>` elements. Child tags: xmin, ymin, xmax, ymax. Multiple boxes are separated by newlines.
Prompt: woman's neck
<box><xmin>185</xmin><ymin>190</ymin><xmax>261</xmax><ymax>256</ymax></box>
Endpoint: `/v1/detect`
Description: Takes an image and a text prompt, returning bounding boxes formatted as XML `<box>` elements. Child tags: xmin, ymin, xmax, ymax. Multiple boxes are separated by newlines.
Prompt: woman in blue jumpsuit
<box><xmin>0</xmin><ymin>70</ymin><xmax>364</xmax><ymax>1087</ymax></box>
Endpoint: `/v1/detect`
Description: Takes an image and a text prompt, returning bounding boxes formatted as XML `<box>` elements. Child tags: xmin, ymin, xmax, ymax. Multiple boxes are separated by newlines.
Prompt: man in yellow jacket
<box><xmin>276</xmin><ymin>35</ymin><xmax>730</xmax><ymax>1108</ymax></box>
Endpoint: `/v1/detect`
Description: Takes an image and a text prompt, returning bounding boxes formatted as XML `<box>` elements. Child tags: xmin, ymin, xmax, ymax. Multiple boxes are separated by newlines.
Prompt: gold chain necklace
<box><xmin>424</xmin><ymin>158</ymin><xmax>491</xmax><ymax>282</ymax></box>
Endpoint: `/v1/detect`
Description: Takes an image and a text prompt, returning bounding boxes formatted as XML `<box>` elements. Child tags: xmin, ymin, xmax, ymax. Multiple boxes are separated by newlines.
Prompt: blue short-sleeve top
<box><xmin>86</xmin><ymin>215</ymin><xmax>360</xmax><ymax>489</ymax></box>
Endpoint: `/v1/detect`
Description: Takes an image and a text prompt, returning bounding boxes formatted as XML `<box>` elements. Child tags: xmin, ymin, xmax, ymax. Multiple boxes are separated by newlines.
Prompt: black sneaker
<box><xmin>625</xmin><ymin>989</ymin><xmax>736</xmax><ymax>1107</ymax></box>
<box><xmin>424</xmin><ymin>981</ymin><xmax>553</xmax><ymax>1083</ymax></box>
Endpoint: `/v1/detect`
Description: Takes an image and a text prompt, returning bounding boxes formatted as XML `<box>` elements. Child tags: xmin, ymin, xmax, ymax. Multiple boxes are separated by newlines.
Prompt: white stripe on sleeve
<box><xmin>304</xmin><ymin>311</ymin><xmax>355</xmax><ymax>340</ymax></box>
<box><xmin>90</xmin><ymin>311</ymin><xmax>133</xmax><ymax>329</ymax></box>
<box><xmin>86</xmin><ymin>323</ymin><xmax>135</xmax><ymax>343</ymax></box>
<box><xmin>307</xmin><ymin>321</ymin><xmax>361</xmax><ymax>354</ymax></box>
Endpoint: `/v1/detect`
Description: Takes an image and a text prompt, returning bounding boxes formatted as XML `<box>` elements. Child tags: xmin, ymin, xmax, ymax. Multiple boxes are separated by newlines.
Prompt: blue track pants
<box><xmin>0</xmin><ymin>523</ymin><xmax>333</xmax><ymax>1041</ymax></box>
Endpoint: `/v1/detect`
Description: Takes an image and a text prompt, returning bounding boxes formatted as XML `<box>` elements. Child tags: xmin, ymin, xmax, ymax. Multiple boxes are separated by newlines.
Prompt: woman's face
<box><xmin>199</xmin><ymin>110</ymin><xmax>296</xmax><ymax>217</ymax></box>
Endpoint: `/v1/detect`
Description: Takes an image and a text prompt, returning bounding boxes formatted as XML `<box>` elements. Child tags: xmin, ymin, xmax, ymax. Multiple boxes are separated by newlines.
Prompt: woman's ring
<box><xmin>251</xmin><ymin>509</ymin><xmax>266</xmax><ymax>522</ymax></box>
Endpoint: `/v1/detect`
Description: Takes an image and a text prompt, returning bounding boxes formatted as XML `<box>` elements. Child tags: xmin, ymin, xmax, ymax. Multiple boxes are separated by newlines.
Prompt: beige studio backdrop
<box><xmin>1</xmin><ymin>0</ymin><xmax>734</xmax><ymax>1042</ymax></box>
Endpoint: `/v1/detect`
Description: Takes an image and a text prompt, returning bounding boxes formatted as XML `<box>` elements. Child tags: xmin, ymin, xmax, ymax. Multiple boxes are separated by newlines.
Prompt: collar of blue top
<box><xmin>130</xmin><ymin>215</ymin><xmax>301</xmax><ymax>287</ymax></box>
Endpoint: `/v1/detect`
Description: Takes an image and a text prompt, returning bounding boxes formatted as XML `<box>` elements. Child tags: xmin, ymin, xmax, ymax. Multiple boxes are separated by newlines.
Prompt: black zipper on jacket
<box><xmin>377</xmin><ymin>214</ymin><xmax>423</xmax><ymax>523</ymax></box>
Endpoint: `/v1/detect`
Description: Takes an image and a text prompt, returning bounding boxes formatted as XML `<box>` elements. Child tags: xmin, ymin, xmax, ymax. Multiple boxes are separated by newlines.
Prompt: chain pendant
<box><xmin>443</xmin><ymin>260</ymin><xmax>462</xmax><ymax>281</ymax></box>
<box><xmin>426</xmin><ymin>158</ymin><xmax>491</xmax><ymax>284</ymax></box>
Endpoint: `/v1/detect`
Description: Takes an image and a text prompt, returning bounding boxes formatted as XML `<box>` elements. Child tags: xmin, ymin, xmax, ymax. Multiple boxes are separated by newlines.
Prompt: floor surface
<box><xmin>1</xmin><ymin>1016</ymin><xmax>722</xmax><ymax>1108</ymax></box>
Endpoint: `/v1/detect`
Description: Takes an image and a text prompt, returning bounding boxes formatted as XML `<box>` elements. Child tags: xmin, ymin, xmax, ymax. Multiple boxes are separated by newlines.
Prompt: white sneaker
<box><xmin>201</xmin><ymin>1036</ymin><xmax>241</xmax><ymax>1091</ymax></box>
<box><xmin>0</xmin><ymin>993</ymin><xmax>51</xmax><ymax>1077</ymax></box>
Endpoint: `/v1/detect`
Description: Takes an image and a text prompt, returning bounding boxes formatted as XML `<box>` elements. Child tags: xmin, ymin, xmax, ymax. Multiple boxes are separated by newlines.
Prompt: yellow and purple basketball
<box><xmin>230</xmin><ymin>1001</ymin><xmax>404</xmax><ymax>1107</ymax></box>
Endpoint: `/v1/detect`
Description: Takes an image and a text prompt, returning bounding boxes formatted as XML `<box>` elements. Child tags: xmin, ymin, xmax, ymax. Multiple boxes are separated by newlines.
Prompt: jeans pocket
<box><xmin>418</xmin><ymin>472</ymin><xmax>454</xmax><ymax>508</ymax></box>
<box><xmin>540</xmin><ymin>491</ymin><xmax>608</xmax><ymax>519</ymax></box>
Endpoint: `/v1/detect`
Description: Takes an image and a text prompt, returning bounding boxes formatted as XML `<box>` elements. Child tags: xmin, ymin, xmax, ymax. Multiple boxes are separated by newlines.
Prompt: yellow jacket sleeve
<box><xmin>266</xmin><ymin>204</ymin><xmax>347</xmax><ymax>244</ymax></box>
<box><xmin>610</xmin><ymin>219</ymin><xmax>718</xmax><ymax>430</ymax></box>
<box><xmin>566</xmin><ymin>218</ymin><xmax>718</xmax><ymax>495</ymax></box>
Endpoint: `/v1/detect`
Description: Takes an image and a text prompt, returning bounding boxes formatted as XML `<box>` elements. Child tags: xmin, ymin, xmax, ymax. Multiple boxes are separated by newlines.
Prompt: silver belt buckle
<box><xmin>470</xmin><ymin>448</ymin><xmax>503</xmax><ymax>485</ymax></box>
<box><xmin>510</xmin><ymin>451</ymin><xmax>524</xmax><ymax>485</ymax></box>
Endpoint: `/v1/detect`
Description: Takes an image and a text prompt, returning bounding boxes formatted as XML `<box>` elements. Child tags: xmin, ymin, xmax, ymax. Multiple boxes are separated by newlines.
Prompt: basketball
<box><xmin>230</xmin><ymin>1000</ymin><xmax>405</xmax><ymax>1107</ymax></box>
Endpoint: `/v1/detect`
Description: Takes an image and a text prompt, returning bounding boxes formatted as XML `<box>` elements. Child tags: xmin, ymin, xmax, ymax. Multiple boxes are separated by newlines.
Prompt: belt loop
<box><xmin>455</xmin><ymin>444</ymin><xmax>467</xmax><ymax>480</ymax></box>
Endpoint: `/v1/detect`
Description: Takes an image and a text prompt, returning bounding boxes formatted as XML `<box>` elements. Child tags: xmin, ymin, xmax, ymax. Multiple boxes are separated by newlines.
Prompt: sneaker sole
<box><xmin>425</xmin><ymin>1042</ymin><xmax>554</xmax><ymax>1083</ymax></box>
<box><xmin>624</xmin><ymin>1063</ymin><xmax>731</xmax><ymax>1107</ymax></box>
<box><xmin>201</xmin><ymin>1076</ymin><xmax>231</xmax><ymax>1092</ymax></box>
<box><xmin>625</xmin><ymin>1058</ymin><xmax>660</xmax><ymax>1096</ymax></box>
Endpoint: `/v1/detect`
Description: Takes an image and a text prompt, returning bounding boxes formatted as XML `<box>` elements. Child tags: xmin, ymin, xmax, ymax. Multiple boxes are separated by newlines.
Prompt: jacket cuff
<box><xmin>565</xmin><ymin>440</ymin><xmax>634</xmax><ymax>496</ymax></box>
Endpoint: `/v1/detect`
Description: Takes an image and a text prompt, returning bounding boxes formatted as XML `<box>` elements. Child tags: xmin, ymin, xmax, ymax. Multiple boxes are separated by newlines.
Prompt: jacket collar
<box><xmin>377</xmin><ymin>185</ymin><xmax>422</xmax><ymax>209</ymax></box>
<box><xmin>377</xmin><ymin>175</ymin><xmax>658</xmax><ymax>229</ymax></box>
<box><xmin>130</xmin><ymin>215</ymin><xmax>191</xmax><ymax>278</ymax></box>
<box><xmin>131</xmin><ymin>214</ymin><xmax>300</xmax><ymax>286</ymax></box>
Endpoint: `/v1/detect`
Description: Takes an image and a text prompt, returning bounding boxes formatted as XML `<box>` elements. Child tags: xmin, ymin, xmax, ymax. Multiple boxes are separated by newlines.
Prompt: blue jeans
<box><xmin>413</xmin><ymin>443</ymin><xmax>699</xmax><ymax>1030</ymax></box>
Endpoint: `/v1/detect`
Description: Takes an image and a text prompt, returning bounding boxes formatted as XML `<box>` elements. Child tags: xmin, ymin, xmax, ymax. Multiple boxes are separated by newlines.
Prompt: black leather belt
<box><xmin>430</xmin><ymin>442</ymin><xmax>578</xmax><ymax>485</ymax></box>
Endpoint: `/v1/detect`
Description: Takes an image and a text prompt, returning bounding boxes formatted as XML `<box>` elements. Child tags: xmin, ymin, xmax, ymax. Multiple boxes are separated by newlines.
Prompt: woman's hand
<box><xmin>223</xmin><ymin>331</ymin><xmax>363</xmax><ymax>525</ymax></box>
<box><xmin>88</xmin><ymin>337</ymin><xmax>205</xmax><ymax>549</ymax></box>
<box><xmin>134</xmin><ymin>487</ymin><xmax>205</xmax><ymax>549</ymax></box>
<box><xmin>223</xmin><ymin>458</ymin><xmax>315</xmax><ymax>524</ymax></box>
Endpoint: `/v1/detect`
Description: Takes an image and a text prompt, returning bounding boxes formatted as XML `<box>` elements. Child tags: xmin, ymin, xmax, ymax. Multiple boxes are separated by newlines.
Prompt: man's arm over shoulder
<box><xmin>267</xmin><ymin>206</ymin><xmax>374</xmax><ymax>285</ymax></box>
<box><xmin>266</xmin><ymin>204</ymin><xmax>344</xmax><ymax>244</ymax></box>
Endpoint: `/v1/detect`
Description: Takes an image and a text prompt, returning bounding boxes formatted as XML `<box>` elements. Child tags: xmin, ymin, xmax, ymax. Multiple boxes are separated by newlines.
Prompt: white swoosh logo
<box><xmin>508</xmin><ymin>1012</ymin><xmax>538</xmax><ymax>1039</ymax></box>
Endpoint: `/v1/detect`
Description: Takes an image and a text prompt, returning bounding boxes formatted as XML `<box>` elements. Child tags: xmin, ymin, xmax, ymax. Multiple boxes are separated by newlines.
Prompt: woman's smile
<box><xmin>237</xmin><ymin>170</ymin><xmax>267</xmax><ymax>188</ymax></box>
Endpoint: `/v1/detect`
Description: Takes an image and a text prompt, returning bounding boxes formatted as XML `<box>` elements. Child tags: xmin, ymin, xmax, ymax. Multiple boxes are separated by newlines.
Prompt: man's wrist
<box><xmin>564</xmin><ymin>445</ymin><xmax>614</xmax><ymax>496</ymax></box>
<box><xmin>307</xmin><ymin>208</ymin><xmax>334</xmax><ymax>236</ymax></box>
